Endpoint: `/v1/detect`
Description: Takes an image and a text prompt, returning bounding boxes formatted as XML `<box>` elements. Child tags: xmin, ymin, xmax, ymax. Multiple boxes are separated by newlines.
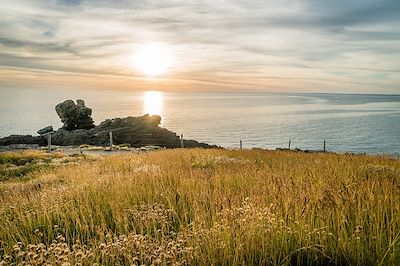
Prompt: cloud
<box><xmin>0</xmin><ymin>0</ymin><xmax>399</xmax><ymax>93</ymax></box>
<box><xmin>57</xmin><ymin>0</ymin><xmax>83</xmax><ymax>6</ymax></box>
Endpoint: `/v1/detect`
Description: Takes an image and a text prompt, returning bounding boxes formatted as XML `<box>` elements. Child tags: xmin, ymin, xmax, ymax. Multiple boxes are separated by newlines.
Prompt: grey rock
<box><xmin>75</xmin><ymin>99</ymin><xmax>94</xmax><ymax>129</ymax></box>
<box><xmin>37</xmin><ymin>126</ymin><xmax>54</xmax><ymax>136</ymax></box>
<box><xmin>0</xmin><ymin>135</ymin><xmax>46</xmax><ymax>146</ymax></box>
<box><xmin>76</xmin><ymin>99</ymin><xmax>85</xmax><ymax>107</ymax></box>
<box><xmin>56</xmin><ymin>100</ymin><xmax>78</xmax><ymax>130</ymax></box>
<box><xmin>55</xmin><ymin>99</ymin><xmax>95</xmax><ymax>130</ymax></box>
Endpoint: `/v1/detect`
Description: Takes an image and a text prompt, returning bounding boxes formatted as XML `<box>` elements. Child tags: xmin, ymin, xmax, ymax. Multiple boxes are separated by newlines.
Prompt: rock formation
<box><xmin>0</xmin><ymin>135</ymin><xmax>46</xmax><ymax>146</ymax></box>
<box><xmin>48</xmin><ymin>114</ymin><xmax>202</xmax><ymax>148</ymax></box>
<box><xmin>0</xmin><ymin>100</ymin><xmax>217</xmax><ymax>149</ymax></box>
<box><xmin>55</xmin><ymin>100</ymin><xmax>95</xmax><ymax>130</ymax></box>
<box><xmin>37</xmin><ymin>126</ymin><xmax>54</xmax><ymax>136</ymax></box>
<box><xmin>76</xmin><ymin>100</ymin><xmax>95</xmax><ymax>129</ymax></box>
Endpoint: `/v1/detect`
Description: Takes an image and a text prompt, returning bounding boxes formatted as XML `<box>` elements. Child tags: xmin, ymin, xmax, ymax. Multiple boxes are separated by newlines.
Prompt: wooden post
<box><xmin>47</xmin><ymin>133</ymin><xmax>51</xmax><ymax>153</ymax></box>
<box><xmin>240</xmin><ymin>140</ymin><xmax>243</xmax><ymax>150</ymax></box>
<box><xmin>288</xmin><ymin>139</ymin><xmax>291</xmax><ymax>150</ymax></box>
<box><xmin>109</xmin><ymin>131</ymin><xmax>113</xmax><ymax>151</ymax></box>
<box><xmin>180</xmin><ymin>134</ymin><xmax>184</xmax><ymax>148</ymax></box>
<box><xmin>323</xmin><ymin>140</ymin><xmax>326</xmax><ymax>152</ymax></box>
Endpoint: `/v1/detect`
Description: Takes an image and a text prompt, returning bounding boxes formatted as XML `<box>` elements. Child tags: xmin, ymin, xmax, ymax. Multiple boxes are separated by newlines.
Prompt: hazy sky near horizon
<box><xmin>0</xmin><ymin>0</ymin><xmax>399</xmax><ymax>93</ymax></box>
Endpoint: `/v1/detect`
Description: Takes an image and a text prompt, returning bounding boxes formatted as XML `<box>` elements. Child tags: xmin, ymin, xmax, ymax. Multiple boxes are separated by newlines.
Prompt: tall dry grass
<box><xmin>0</xmin><ymin>149</ymin><xmax>399</xmax><ymax>265</ymax></box>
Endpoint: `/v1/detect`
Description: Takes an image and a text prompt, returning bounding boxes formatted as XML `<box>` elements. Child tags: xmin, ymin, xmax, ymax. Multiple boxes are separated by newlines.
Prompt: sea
<box><xmin>1</xmin><ymin>88</ymin><xmax>399</xmax><ymax>155</ymax></box>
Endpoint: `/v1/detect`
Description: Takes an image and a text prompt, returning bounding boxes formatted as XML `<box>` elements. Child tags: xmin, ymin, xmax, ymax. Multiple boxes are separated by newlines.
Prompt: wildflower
<box><xmin>17</xmin><ymin>251</ymin><xmax>26</xmax><ymax>258</ymax></box>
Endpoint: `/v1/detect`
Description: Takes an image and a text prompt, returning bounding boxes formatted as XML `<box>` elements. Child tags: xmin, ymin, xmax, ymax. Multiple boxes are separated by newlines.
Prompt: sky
<box><xmin>0</xmin><ymin>0</ymin><xmax>399</xmax><ymax>93</ymax></box>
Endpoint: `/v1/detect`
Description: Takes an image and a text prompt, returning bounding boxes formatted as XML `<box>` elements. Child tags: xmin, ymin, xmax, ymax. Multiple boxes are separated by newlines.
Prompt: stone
<box><xmin>55</xmin><ymin>99</ymin><xmax>95</xmax><ymax>130</ymax></box>
<box><xmin>142</xmin><ymin>114</ymin><xmax>161</xmax><ymax>126</ymax></box>
<box><xmin>55</xmin><ymin>100</ymin><xmax>77</xmax><ymax>130</ymax></box>
<box><xmin>0</xmin><ymin>135</ymin><xmax>46</xmax><ymax>146</ymax></box>
<box><xmin>76</xmin><ymin>99</ymin><xmax>95</xmax><ymax>129</ymax></box>
<box><xmin>76</xmin><ymin>99</ymin><xmax>85</xmax><ymax>107</ymax></box>
<box><xmin>37</xmin><ymin>126</ymin><xmax>54</xmax><ymax>136</ymax></box>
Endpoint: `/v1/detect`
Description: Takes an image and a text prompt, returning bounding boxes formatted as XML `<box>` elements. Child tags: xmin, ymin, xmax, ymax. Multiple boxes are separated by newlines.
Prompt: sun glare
<box><xmin>133</xmin><ymin>43</ymin><xmax>173</xmax><ymax>76</ymax></box>
<box><xmin>143</xmin><ymin>91</ymin><xmax>163</xmax><ymax>116</ymax></box>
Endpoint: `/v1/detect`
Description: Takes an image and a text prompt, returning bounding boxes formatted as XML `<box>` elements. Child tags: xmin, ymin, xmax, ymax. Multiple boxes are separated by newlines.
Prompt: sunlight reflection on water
<box><xmin>143</xmin><ymin>91</ymin><xmax>163</xmax><ymax>117</ymax></box>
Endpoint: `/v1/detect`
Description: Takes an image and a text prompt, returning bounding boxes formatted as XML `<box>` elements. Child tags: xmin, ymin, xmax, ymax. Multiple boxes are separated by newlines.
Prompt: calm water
<box><xmin>1</xmin><ymin>88</ymin><xmax>399</xmax><ymax>154</ymax></box>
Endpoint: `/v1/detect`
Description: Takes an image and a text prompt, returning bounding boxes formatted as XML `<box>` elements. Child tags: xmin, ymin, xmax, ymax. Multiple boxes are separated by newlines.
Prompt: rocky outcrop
<box><xmin>76</xmin><ymin>100</ymin><xmax>95</xmax><ymax>129</ymax></box>
<box><xmin>48</xmin><ymin>114</ymin><xmax>214</xmax><ymax>148</ymax></box>
<box><xmin>37</xmin><ymin>126</ymin><xmax>54</xmax><ymax>136</ymax></box>
<box><xmin>55</xmin><ymin>100</ymin><xmax>77</xmax><ymax>130</ymax></box>
<box><xmin>0</xmin><ymin>100</ymin><xmax>217</xmax><ymax>149</ymax></box>
<box><xmin>55</xmin><ymin>100</ymin><xmax>95</xmax><ymax>130</ymax></box>
<box><xmin>0</xmin><ymin>135</ymin><xmax>47</xmax><ymax>146</ymax></box>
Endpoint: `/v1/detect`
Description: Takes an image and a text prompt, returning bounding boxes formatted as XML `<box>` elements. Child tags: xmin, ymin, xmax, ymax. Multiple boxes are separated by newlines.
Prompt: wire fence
<box><xmin>44</xmin><ymin>131</ymin><xmax>399</xmax><ymax>158</ymax></box>
<box><xmin>225</xmin><ymin>142</ymin><xmax>324</xmax><ymax>151</ymax></box>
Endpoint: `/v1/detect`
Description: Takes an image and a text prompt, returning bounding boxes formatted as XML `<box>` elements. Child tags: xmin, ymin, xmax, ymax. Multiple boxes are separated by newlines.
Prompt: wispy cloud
<box><xmin>0</xmin><ymin>0</ymin><xmax>399</xmax><ymax>93</ymax></box>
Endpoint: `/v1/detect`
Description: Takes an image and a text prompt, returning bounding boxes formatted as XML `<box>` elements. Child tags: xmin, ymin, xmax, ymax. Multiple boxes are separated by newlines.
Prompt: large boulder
<box><xmin>55</xmin><ymin>100</ymin><xmax>78</xmax><ymax>130</ymax></box>
<box><xmin>55</xmin><ymin>100</ymin><xmax>95</xmax><ymax>130</ymax></box>
<box><xmin>76</xmin><ymin>100</ymin><xmax>95</xmax><ymax>129</ymax></box>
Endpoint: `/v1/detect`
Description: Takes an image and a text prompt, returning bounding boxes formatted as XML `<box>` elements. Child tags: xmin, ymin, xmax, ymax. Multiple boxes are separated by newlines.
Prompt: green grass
<box><xmin>0</xmin><ymin>151</ymin><xmax>89</xmax><ymax>182</ymax></box>
<box><xmin>0</xmin><ymin>151</ymin><xmax>53</xmax><ymax>166</ymax></box>
<box><xmin>0</xmin><ymin>151</ymin><xmax>53</xmax><ymax>182</ymax></box>
<box><xmin>0</xmin><ymin>149</ymin><xmax>399</xmax><ymax>265</ymax></box>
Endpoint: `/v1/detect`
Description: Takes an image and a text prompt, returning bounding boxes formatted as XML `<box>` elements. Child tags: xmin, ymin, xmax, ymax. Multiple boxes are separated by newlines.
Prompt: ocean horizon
<box><xmin>1</xmin><ymin>88</ymin><xmax>399</xmax><ymax>155</ymax></box>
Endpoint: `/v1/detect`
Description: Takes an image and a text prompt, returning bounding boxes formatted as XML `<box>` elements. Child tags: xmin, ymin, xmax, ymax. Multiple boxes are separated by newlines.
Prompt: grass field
<box><xmin>0</xmin><ymin>149</ymin><xmax>399</xmax><ymax>265</ymax></box>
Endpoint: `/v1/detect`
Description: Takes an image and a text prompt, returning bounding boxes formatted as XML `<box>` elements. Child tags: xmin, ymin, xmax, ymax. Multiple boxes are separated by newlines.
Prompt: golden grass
<box><xmin>0</xmin><ymin>149</ymin><xmax>399</xmax><ymax>265</ymax></box>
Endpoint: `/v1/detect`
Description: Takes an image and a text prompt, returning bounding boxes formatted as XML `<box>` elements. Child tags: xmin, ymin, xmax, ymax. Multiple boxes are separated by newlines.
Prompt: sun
<box><xmin>133</xmin><ymin>43</ymin><xmax>174</xmax><ymax>76</ymax></box>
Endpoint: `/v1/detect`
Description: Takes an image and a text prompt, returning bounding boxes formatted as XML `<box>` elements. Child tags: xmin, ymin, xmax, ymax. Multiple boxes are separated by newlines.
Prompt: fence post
<box><xmin>288</xmin><ymin>139</ymin><xmax>291</xmax><ymax>150</ymax></box>
<box><xmin>180</xmin><ymin>134</ymin><xmax>184</xmax><ymax>148</ymax></box>
<box><xmin>109</xmin><ymin>131</ymin><xmax>113</xmax><ymax>151</ymax></box>
<box><xmin>47</xmin><ymin>133</ymin><xmax>51</xmax><ymax>153</ymax></box>
<box><xmin>323</xmin><ymin>140</ymin><xmax>326</xmax><ymax>152</ymax></box>
<box><xmin>240</xmin><ymin>140</ymin><xmax>243</xmax><ymax>150</ymax></box>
